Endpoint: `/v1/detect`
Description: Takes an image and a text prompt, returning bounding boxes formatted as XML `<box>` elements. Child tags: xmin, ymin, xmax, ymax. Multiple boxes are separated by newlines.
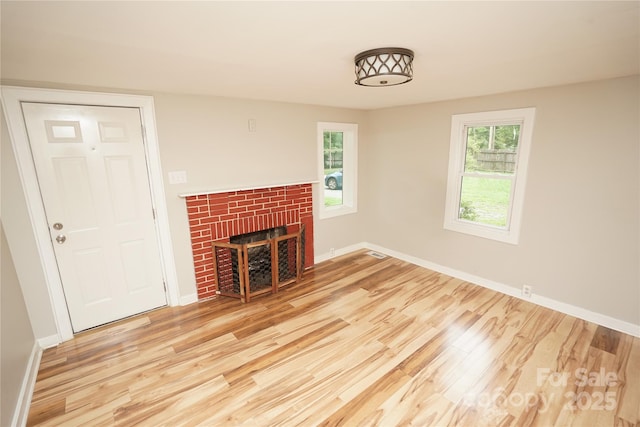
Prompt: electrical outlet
<box><xmin>522</xmin><ymin>285</ymin><xmax>532</xmax><ymax>298</ymax></box>
<box><xmin>329</xmin><ymin>247</ymin><xmax>335</xmax><ymax>257</ymax></box>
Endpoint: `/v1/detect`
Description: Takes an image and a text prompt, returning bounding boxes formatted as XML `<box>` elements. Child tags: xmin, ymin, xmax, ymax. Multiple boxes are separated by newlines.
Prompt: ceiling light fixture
<box><xmin>354</xmin><ymin>47</ymin><xmax>414</xmax><ymax>87</ymax></box>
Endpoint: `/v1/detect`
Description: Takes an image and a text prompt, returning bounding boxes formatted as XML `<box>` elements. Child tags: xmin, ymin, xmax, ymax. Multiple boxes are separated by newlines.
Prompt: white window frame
<box><xmin>444</xmin><ymin>107</ymin><xmax>536</xmax><ymax>244</ymax></box>
<box><xmin>318</xmin><ymin>122</ymin><xmax>358</xmax><ymax>219</ymax></box>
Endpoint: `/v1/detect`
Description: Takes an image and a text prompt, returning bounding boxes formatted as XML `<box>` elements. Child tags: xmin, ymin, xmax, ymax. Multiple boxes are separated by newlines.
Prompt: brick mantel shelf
<box><xmin>184</xmin><ymin>183</ymin><xmax>314</xmax><ymax>300</ymax></box>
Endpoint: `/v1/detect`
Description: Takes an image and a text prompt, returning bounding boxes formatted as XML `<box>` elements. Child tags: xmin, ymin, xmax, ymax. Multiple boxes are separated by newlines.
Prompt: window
<box><xmin>318</xmin><ymin>122</ymin><xmax>358</xmax><ymax>219</ymax></box>
<box><xmin>444</xmin><ymin>108</ymin><xmax>535</xmax><ymax>244</ymax></box>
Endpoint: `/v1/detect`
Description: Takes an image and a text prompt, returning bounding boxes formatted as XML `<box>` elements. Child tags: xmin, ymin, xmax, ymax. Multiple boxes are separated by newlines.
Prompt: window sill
<box><xmin>319</xmin><ymin>205</ymin><xmax>357</xmax><ymax>220</ymax></box>
<box><xmin>444</xmin><ymin>220</ymin><xmax>520</xmax><ymax>245</ymax></box>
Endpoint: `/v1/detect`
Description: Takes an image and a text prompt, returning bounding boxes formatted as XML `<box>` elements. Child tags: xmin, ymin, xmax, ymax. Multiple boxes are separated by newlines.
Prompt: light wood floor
<box><xmin>28</xmin><ymin>250</ymin><xmax>640</xmax><ymax>426</ymax></box>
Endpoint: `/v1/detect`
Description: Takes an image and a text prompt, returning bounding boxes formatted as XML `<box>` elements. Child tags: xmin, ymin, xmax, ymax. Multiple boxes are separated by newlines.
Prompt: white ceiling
<box><xmin>1</xmin><ymin>1</ymin><xmax>638</xmax><ymax>110</ymax></box>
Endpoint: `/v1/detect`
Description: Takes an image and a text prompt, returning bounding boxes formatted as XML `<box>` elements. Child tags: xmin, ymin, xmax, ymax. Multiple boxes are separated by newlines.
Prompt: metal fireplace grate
<box><xmin>246</xmin><ymin>240</ymin><xmax>273</xmax><ymax>293</ymax></box>
<box><xmin>212</xmin><ymin>224</ymin><xmax>305</xmax><ymax>302</ymax></box>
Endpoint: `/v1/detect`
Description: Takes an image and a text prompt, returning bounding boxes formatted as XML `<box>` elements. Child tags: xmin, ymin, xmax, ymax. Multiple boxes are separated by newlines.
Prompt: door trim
<box><xmin>1</xmin><ymin>86</ymin><xmax>180</xmax><ymax>342</ymax></box>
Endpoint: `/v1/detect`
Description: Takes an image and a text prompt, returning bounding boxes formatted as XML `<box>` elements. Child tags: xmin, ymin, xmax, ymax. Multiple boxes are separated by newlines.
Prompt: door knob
<box><xmin>56</xmin><ymin>235</ymin><xmax>67</xmax><ymax>244</ymax></box>
<box><xmin>53</xmin><ymin>222</ymin><xmax>63</xmax><ymax>230</ymax></box>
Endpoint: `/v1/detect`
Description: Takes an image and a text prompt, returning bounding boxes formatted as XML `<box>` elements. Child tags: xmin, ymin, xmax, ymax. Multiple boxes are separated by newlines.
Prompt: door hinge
<box><xmin>152</xmin><ymin>208</ymin><xmax>156</xmax><ymax>220</ymax></box>
<box><xmin>163</xmin><ymin>281</ymin><xmax>167</xmax><ymax>292</ymax></box>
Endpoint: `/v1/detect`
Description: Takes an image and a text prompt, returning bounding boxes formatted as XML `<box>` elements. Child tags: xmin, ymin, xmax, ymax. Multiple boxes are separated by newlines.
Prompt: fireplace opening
<box><xmin>212</xmin><ymin>224</ymin><xmax>306</xmax><ymax>302</ymax></box>
<box><xmin>230</xmin><ymin>226</ymin><xmax>286</xmax><ymax>294</ymax></box>
<box><xmin>230</xmin><ymin>226</ymin><xmax>287</xmax><ymax>245</ymax></box>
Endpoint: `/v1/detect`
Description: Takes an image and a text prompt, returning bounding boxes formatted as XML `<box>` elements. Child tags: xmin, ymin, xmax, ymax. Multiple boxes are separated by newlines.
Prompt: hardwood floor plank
<box><xmin>591</xmin><ymin>325</ymin><xmax>623</xmax><ymax>354</ymax></box>
<box><xmin>615</xmin><ymin>336</ymin><xmax>640</xmax><ymax>425</ymax></box>
<box><xmin>25</xmin><ymin>397</ymin><xmax>66</xmax><ymax>426</ymax></box>
<box><xmin>370</xmin><ymin>345</ymin><xmax>469</xmax><ymax>425</ymax></box>
<box><xmin>26</xmin><ymin>250</ymin><xmax>640</xmax><ymax>426</ymax></box>
<box><xmin>114</xmin><ymin>374</ymin><xmax>230</xmax><ymax>426</ymax></box>
<box><xmin>170</xmin><ymin>302</ymin><xmax>269</xmax><ymax>354</ymax></box>
<box><xmin>319</xmin><ymin>367</ymin><xmax>413</xmax><ymax>426</ymax></box>
<box><xmin>126</xmin><ymin>334</ymin><xmax>239</xmax><ymax>400</ymax></box>
<box><xmin>397</xmin><ymin>309</ymin><xmax>481</xmax><ymax>377</ymax></box>
<box><xmin>223</xmin><ymin>318</ymin><xmax>349</xmax><ymax>385</ymax></box>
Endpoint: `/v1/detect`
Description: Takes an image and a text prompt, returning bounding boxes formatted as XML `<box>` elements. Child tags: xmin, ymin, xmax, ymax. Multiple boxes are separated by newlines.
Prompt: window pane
<box><xmin>459</xmin><ymin>176</ymin><xmax>511</xmax><ymax>227</ymax></box>
<box><xmin>464</xmin><ymin>124</ymin><xmax>520</xmax><ymax>174</ymax></box>
<box><xmin>494</xmin><ymin>125</ymin><xmax>520</xmax><ymax>152</ymax></box>
<box><xmin>464</xmin><ymin>126</ymin><xmax>489</xmax><ymax>172</ymax></box>
<box><xmin>324</xmin><ymin>131</ymin><xmax>343</xmax><ymax>207</ymax></box>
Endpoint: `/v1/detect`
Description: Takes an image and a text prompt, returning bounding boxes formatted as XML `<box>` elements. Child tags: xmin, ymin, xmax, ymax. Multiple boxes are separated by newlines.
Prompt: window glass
<box><xmin>459</xmin><ymin>176</ymin><xmax>512</xmax><ymax>227</ymax></box>
<box><xmin>459</xmin><ymin>124</ymin><xmax>521</xmax><ymax>227</ymax></box>
<box><xmin>318</xmin><ymin>122</ymin><xmax>357</xmax><ymax>219</ymax></box>
<box><xmin>323</xmin><ymin>131</ymin><xmax>344</xmax><ymax>207</ymax></box>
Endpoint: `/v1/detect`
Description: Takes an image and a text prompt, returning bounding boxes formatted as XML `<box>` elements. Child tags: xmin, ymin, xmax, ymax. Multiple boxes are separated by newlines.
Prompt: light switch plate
<box><xmin>168</xmin><ymin>170</ymin><xmax>187</xmax><ymax>184</ymax></box>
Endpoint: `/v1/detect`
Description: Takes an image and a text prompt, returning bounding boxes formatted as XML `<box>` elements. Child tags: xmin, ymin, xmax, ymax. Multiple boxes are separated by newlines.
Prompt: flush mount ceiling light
<box><xmin>354</xmin><ymin>47</ymin><xmax>414</xmax><ymax>87</ymax></box>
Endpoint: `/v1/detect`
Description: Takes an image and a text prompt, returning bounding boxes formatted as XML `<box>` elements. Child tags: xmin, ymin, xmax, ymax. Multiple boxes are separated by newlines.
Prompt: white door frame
<box><xmin>1</xmin><ymin>86</ymin><xmax>180</xmax><ymax>343</ymax></box>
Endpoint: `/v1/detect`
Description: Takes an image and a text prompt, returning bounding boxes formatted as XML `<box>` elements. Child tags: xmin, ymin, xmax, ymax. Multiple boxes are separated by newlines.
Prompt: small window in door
<box><xmin>99</xmin><ymin>122</ymin><xmax>130</xmax><ymax>143</ymax></box>
<box><xmin>45</xmin><ymin>120</ymin><xmax>83</xmax><ymax>143</ymax></box>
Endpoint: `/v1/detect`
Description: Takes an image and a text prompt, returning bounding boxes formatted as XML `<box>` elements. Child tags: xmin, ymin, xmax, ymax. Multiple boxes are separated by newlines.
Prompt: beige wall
<box><xmin>1</xmin><ymin>224</ymin><xmax>36</xmax><ymax>426</ymax></box>
<box><xmin>152</xmin><ymin>93</ymin><xmax>368</xmax><ymax>298</ymax></box>
<box><xmin>362</xmin><ymin>76</ymin><xmax>639</xmax><ymax>325</ymax></box>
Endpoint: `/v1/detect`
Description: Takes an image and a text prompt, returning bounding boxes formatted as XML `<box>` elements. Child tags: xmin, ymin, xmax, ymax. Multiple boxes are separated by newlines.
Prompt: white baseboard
<box><xmin>314</xmin><ymin>242</ymin><xmax>367</xmax><ymax>264</ymax></box>
<box><xmin>323</xmin><ymin>242</ymin><xmax>640</xmax><ymax>338</ymax></box>
<box><xmin>12</xmin><ymin>342</ymin><xmax>42</xmax><ymax>427</ymax></box>
<box><xmin>37</xmin><ymin>334</ymin><xmax>60</xmax><ymax>349</ymax></box>
<box><xmin>179</xmin><ymin>293</ymin><xmax>198</xmax><ymax>306</ymax></box>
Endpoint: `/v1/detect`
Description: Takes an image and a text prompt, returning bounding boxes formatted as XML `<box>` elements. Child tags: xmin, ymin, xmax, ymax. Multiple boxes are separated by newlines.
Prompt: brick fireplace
<box><xmin>185</xmin><ymin>183</ymin><xmax>314</xmax><ymax>300</ymax></box>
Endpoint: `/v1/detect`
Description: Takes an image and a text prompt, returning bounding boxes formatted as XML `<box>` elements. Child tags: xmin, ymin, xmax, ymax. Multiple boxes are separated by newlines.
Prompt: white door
<box><xmin>21</xmin><ymin>102</ymin><xmax>167</xmax><ymax>332</ymax></box>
